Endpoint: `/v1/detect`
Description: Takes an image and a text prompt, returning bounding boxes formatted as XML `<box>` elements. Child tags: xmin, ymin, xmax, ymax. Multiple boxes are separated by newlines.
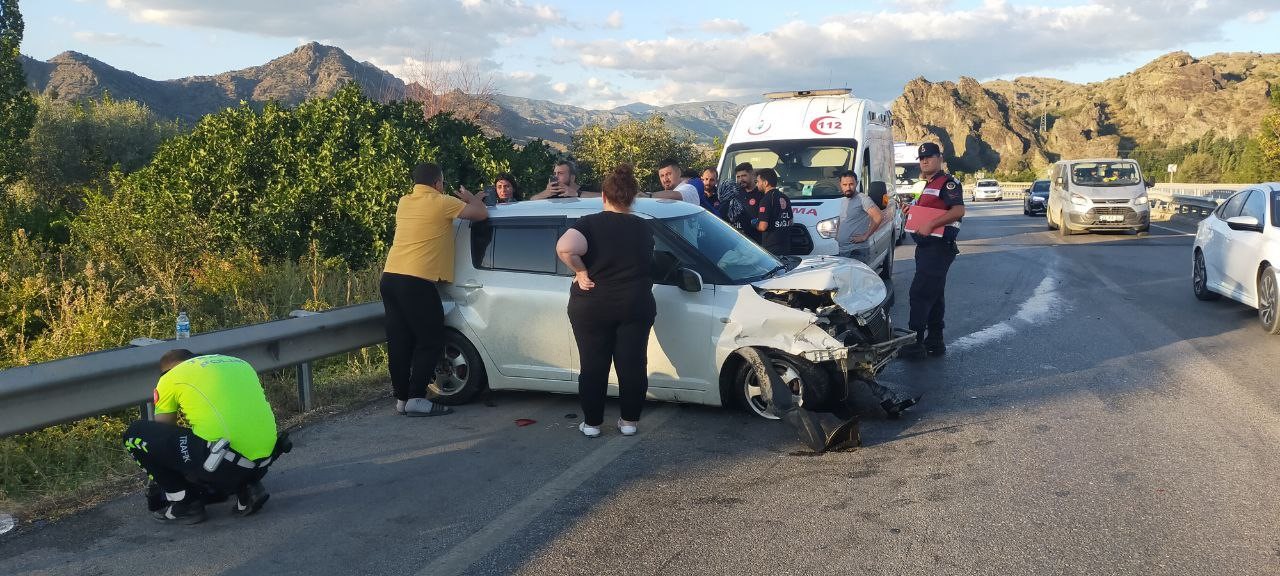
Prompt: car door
<box><xmin>455</xmin><ymin>217</ymin><xmax>577</xmax><ymax>387</ymax></box>
<box><xmin>1207</xmin><ymin>191</ymin><xmax>1250</xmax><ymax>296</ymax></box>
<box><xmin>643</xmin><ymin>221</ymin><xmax>716</xmax><ymax>395</ymax></box>
<box><xmin>1225</xmin><ymin>190</ymin><xmax>1268</xmax><ymax>302</ymax></box>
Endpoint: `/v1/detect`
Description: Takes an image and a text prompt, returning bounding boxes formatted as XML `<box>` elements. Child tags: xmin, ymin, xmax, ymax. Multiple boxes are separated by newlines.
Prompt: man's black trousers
<box><xmin>380</xmin><ymin>272</ymin><xmax>445</xmax><ymax>401</ymax></box>
<box><xmin>123</xmin><ymin>420</ymin><xmax>260</xmax><ymax>495</ymax></box>
<box><xmin>908</xmin><ymin>241</ymin><xmax>958</xmax><ymax>334</ymax></box>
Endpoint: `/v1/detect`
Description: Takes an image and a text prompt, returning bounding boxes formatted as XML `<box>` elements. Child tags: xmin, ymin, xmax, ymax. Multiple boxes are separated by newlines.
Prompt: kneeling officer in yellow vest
<box><xmin>123</xmin><ymin>349</ymin><xmax>290</xmax><ymax>524</ymax></box>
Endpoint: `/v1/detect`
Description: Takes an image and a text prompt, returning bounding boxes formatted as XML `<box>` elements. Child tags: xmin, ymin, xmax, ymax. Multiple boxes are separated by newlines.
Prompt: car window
<box><xmin>1216</xmin><ymin>190</ymin><xmax>1249</xmax><ymax>220</ymax></box>
<box><xmin>1243</xmin><ymin>189</ymin><xmax>1266</xmax><ymax>222</ymax></box>
<box><xmin>1272</xmin><ymin>190</ymin><xmax>1280</xmax><ymax>228</ymax></box>
<box><xmin>471</xmin><ymin>221</ymin><xmax>563</xmax><ymax>275</ymax></box>
<box><xmin>1031</xmin><ymin>180</ymin><xmax>1049</xmax><ymax>193</ymax></box>
<box><xmin>977</xmin><ymin>180</ymin><xmax>997</xmax><ymax>187</ymax></box>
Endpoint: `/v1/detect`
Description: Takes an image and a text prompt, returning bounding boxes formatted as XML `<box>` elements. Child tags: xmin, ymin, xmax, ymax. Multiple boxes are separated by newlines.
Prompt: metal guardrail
<box><xmin>0</xmin><ymin>302</ymin><xmax>387</xmax><ymax>438</ymax></box>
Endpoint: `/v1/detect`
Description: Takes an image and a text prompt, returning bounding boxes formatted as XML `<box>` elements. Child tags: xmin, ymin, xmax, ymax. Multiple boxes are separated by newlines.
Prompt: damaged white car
<box><xmin>430</xmin><ymin>198</ymin><xmax>914</xmax><ymax>418</ymax></box>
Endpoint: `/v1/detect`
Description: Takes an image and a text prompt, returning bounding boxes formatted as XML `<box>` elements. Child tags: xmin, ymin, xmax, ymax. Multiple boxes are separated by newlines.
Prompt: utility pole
<box><xmin>1040</xmin><ymin>112</ymin><xmax>1047</xmax><ymax>134</ymax></box>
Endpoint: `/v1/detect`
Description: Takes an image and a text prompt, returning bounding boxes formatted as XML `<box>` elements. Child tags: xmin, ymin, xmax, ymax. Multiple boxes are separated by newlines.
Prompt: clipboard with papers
<box><xmin>904</xmin><ymin>205</ymin><xmax>949</xmax><ymax>237</ymax></box>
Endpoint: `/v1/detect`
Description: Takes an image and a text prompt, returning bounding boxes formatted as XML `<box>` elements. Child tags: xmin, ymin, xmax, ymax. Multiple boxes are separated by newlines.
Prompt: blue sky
<box><xmin>19</xmin><ymin>0</ymin><xmax>1280</xmax><ymax>109</ymax></box>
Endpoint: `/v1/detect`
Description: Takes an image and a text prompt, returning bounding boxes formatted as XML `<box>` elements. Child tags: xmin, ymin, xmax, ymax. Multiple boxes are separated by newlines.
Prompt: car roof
<box><xmin>486</xmin><ymin>197</ymin><xmax>703</xmax><ymax>220</ymax></box>
<box><xmin>1055</xmin><ymin>158</ymin><xmax>1139</xmax><ymax>164</ymax></box>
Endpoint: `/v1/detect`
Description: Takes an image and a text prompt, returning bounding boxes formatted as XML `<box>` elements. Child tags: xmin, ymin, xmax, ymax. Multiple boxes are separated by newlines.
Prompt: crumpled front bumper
<box><xmin>799</xmin><ymin>326</ymin><xmax>917</xmax><ymax>374</ymax></box>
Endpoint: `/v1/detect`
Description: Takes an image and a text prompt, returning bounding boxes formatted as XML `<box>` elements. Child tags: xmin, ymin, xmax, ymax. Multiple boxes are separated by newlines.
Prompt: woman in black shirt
<box><xmin>555</xmin><ymin>164</ymin><xmax>655</xmax><ymax>438</ymax></box>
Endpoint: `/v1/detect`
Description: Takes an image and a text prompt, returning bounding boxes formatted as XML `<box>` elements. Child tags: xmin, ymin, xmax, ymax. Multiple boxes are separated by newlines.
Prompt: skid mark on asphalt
<box><xmin>950</xmin><ymin>274</ymin><xmax>1066</xmax><ymax>352</ymax></box>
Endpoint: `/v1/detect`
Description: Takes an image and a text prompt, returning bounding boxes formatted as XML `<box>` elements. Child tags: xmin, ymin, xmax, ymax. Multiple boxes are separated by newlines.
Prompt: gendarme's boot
<box><xmin>899</xmin><ymin>331</ymin><xmax>928</xmax><ymax>360</ymax></box>
<box><xmin>924</xmin><ymin>328</ymin><xmax>946</xmax><ymax>357</ymax></box>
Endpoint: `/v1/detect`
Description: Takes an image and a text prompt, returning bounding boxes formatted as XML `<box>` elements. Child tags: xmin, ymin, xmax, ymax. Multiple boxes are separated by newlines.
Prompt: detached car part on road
<box><xmin>429</xmin><ymin>198</ymin><xmax>914</xmax><ymax>420</ymax></box>
<box><xmin>1192</xmin><ymin>183</ymin><xmax>1280</xmax><ymax>335</ymax></box>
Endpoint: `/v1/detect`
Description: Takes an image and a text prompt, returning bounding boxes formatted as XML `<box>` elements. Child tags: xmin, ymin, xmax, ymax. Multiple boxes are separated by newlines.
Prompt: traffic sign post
<box><xmin>1167</xmin><ymin>163</ymin><xmax>1178</xmax><ymax>183</ymax></box>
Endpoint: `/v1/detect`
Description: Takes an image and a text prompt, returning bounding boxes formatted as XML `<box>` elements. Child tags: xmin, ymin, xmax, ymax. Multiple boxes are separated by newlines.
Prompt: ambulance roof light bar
<box><xmin>763</xmin><ymin>88</ymin><xmax>854</xmax><ymax>100</ymax></box>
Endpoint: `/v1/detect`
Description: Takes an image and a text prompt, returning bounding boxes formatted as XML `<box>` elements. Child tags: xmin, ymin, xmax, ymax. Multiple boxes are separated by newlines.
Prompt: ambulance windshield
<box><xmin>721</xmin><ymin>139</ymin><xmax>858</xmax><ymax>199</ymax></box>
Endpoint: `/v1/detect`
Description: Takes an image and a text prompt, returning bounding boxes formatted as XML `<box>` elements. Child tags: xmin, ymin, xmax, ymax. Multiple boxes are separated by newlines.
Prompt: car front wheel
<box><xmin>1192</xmin><ymin>250</ymin><xmax>1219</xmax><ymax>301</ymax></box>
<box><xmin>735</xmin><ymin>352</ymin><xmax>828</xmax><ymax>420</ymax></box>
<box><xmin>429</xmin><ymin>331</ymin><xmax>489</xmax><ymax>405</ymax></box>
<box><xmin>1259</xmin><ymin>266</ymin><xmax>1280</xmax><ymax>335</ymax></box>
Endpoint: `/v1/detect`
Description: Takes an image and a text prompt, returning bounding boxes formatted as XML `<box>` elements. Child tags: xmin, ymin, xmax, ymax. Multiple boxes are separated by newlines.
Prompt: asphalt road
<box><xmin>2</xmin><ymin>201</ymin><xmax>1278</xmax><ymax>576</ymax></box>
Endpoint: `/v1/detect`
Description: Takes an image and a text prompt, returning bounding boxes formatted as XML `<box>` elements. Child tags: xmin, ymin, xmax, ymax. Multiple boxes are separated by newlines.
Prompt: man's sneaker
<box><xmin>405</xmin><ymin>398</ymin><xmax>453</xmax><ymax>417</ymax></box>
<box><xmin>579</xmin><ymin>422</ymin><xmax>601</xmax><ymax>438</ymax></box>
<box><xmin>616</xmin><ymin>419</ymin><xmax>637</xmax><ymax>436</ymax></box>
<box><xmin>233</xmin><ymin>481</ymin><xmax>270</xmax><ymax>517</ymax></box>
<box><xmin>395</xmin><ymin>399</ymin><xmax>407</xmax><ymax>415</ymax></box>
<box><xmin>925</xmin><ymin>343</ymin><xmax>946</xmax><ymax>357</ymax></box>
<box><xmin>153</xmin><ymin>497</ymin><xmax>206</xmax><ymax>525</ymax></box>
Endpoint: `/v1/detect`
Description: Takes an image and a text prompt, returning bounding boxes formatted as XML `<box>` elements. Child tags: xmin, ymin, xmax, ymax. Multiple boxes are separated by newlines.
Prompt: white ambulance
<box><xmin>717</xmin><ymin>89</ymin><xmax>898</xmax><ymax>273</ymax></box>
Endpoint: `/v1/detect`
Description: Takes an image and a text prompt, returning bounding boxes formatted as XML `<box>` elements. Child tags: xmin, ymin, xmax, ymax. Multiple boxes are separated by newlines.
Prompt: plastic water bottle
<box><xmin>176</xmin><ymin>311</ymin><xmax>191</xmax><ymax>340</ymax></box>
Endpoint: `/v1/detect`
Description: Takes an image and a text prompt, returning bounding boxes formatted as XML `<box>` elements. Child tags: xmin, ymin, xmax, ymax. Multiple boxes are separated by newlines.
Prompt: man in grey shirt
<box><xmin>835</xmin><ymin>170</ymin><xmax>883</xmax><ymax>264</ymax></box>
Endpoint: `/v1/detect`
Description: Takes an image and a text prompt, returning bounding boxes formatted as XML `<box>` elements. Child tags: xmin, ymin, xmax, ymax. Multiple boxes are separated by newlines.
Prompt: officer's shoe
<box><xmin>153</xmin><ymin>496</ymin><xmax>206</xmax><ymax>525</ymax></box>
<box><xmin>880</xmin><ymin>396</ymin><xmax>921</xmax><ymax>419</ymax></box>
<box><xmin>898</xmin><ymin>342</ymin><xmax>928</xmax><ymax>360</ymax></box>
<box><xmin>925</xmin><ymin>342</ymin><xmax>946</xmax><ymax>357</ymax></box>
<box><xmin>145</xmin><ymin>481</ymin><xmax>166</xmax><ymax>512</ymax></box>
<box><xmin>232</xmin><ymin>481</ymin><xmax>270</xmax><ymax>517</ymax></box>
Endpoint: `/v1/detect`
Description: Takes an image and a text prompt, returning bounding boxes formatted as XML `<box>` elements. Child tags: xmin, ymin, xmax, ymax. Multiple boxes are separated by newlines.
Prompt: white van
<box><xmin>1046</xmin><ymin>158</ymin><xmax>1152</xmax><ymax>236</ymax></box>
<box><xmin>717</xmin><ymin>89</ymin><xmax>898</xmax><ymax>274</ymax></box>
<box><xmin>893</xmin><ymin>141</ymin><xmax>924</xmax><ymax>200</ymax></box>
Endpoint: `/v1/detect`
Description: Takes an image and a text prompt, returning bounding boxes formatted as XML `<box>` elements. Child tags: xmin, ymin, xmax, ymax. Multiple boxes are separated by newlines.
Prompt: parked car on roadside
<box><xmin>430</xmin><ymin>198</ymin><xmax>914</xmax><ymax>419</ymax></box>
<box><xmin>971</xmin><ymin>179</ymin><xmax>1002</xmax><ymax>202</ymax></box>
<box><xmin>1192</xmin><ymin>183</ymin><xmax>1280</xmax><ymax>334</ymax></box>
<box><xmin>1023</xmin><ymin>179</ymin><xmax>1050</xmax><ymax>216</ymax></box>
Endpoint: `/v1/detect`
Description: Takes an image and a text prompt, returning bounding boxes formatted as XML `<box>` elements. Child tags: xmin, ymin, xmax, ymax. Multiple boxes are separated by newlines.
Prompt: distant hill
<box><xmin>19</xmin><ymin>43</ymin><xmax>739</xmax><ymax>148</ymax></box>
<box><xmin>891</xmin><ymin>51</ymin><xmax>1280</xmax><ymax>173</ymax></box>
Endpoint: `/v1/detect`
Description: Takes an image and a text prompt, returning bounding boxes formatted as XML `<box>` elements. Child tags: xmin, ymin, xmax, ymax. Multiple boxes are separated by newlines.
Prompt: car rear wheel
<box><xmin>1259</xmin><ymin>266</ymin><xmax>1280</xmax><ymax>335</ymax></box>
<box><xmin>735</xmin><ymin>352</ymin><xmax>828</xmax><ymax>420</ymax></box>
<box><xmin>1192</xmin><ymin>250</ymin><xmax>1219</xmax><ymax>301</ymax></box>
<box><xmin>429</xmin><ymin>331</ymin><xmax>489</xmax><ymax>405</ymax></box>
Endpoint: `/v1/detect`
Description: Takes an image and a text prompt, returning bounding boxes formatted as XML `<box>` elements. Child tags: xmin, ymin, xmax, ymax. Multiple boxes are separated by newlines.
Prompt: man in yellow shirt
<box><xmin>123</xmin><ymin>349</ymin><xmax>284</xmax><ymax>524</ymax></box>
<box><xmin>382</xmin><ymin>162</ymin><xmax>489</xmax><ymax>416</ymax></box>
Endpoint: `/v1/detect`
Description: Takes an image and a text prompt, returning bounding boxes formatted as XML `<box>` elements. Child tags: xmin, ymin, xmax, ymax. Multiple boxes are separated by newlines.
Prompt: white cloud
<box><xmin>1245</xmin><ymin>10</ymin><xmax>1268</xmax><ymax>22</ymax></box>
<box><xmin>605</xmin><ymin>10</ymin><xmax>623</xmax><ymax>29</ymax></box>
<box><xmin>72</xmin><ymin>31</ymin><xmax>163</xmax><ymax>47</ymax></box>
<box><xmin>102</xmin><ymin>0</ymin><xmax>566</xmax><ymax>72</ymax></box>
<box><xmin>700</xmin><ymin>18</ymin><xmax>748</xmax><ymax>35</ymax></box>
<box><xmin>557</xmin><ymin>0</ymin><xmax>1280</xmax><ymax>104</ymax></box>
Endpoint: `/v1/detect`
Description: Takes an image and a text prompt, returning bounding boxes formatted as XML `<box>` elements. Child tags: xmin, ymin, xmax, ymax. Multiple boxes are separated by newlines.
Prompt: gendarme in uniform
<box><xmin>903</xmin><ymin>142</ymin><xmax>964</xmax><ymax>359</ymax></box>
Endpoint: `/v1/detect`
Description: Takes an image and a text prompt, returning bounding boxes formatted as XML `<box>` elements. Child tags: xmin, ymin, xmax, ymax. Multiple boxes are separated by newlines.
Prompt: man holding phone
<box><xmin>530</xmin><ymin>160</ymin><xmax>598</xmax><ymax>199</ymax></box>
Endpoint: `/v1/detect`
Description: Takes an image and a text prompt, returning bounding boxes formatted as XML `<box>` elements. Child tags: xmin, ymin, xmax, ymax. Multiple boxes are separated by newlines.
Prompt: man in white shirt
<box><xmin>835</xmin><ymin>170</ymin><xmax>883</xmax><ymax>264</ymax></box>
<box><xmin>651</xmin><ymin>158</ymin><xmax>702</xmax><ymax>204</ymax></box>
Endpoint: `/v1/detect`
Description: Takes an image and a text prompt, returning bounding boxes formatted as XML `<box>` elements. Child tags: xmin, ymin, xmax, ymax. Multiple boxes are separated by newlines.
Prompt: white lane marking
<box><xmin>1151</xmin><ymin>223</ymin><xmax>1196</xmax><ymax>237</ymax></box>
<box><xmin>950</xmin><ymin>275</ymin><xmax>1065</xmax><ymax>351</ymax></box>
<box><xmin>1077</xmin><ymin>260</ymin><xmax>1124</xmax><ymax>294</ymax></box>
<box><xmin>419</xmin><ymin>406</ymin><xmax>677</xmax><ymax>576</ymax></box>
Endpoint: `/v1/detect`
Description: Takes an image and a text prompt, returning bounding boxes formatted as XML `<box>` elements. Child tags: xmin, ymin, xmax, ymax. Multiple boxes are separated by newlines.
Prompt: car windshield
<box><xmin>721</xmin><ymin>139</ymin><xmax>857</xmax><ymax>199</ymax></box>
<box><xmin>1031</xmin><ymin>180</ymin><xmax>1050</xmax><ymax>193</ymax></box>
<box><xmin>1070</xmin><ymin>162</ymin><xmax>1141</xmax><ymax>187</ymax></box>
<box><xmin>977</xmin><ymin>180</ymin><xmax>998</xmax><ymax>187</ymax></box>
<box><xmin>656</xmin><ymin>211</ymin><xmax>782</xmax><ymax>283</ymax></box>
<box><xmin>895</xmin><ymin>163</ymin><xmax>921</xmax><ymax>185</ymax></box>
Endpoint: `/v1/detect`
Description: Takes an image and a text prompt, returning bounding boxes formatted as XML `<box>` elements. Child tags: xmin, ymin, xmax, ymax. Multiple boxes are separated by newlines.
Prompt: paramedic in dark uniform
<box><xmin>901</xmin><ymin>142</ymin><xmax>965</xmax><ymax>359</ymax></box>
<box><xmin>753</xmin><ymin>168</ymin><xmax>793</xmax><ymax>256</ymax></box>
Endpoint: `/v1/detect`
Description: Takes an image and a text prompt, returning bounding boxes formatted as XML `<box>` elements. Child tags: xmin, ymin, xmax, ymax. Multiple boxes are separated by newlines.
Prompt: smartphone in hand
<box><xmin>483</xmin><ymin>185</ymin><xmax>497</xmax><ymax>206</ymax></box>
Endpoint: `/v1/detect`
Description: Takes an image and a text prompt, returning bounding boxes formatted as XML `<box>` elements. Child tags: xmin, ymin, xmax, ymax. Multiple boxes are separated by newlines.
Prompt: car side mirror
<box><xmin>1226</xmin><ymin>215</ymin><xmax>1262</xmax><ymax>232</ymax></box>
<box><xmin>1145</xmin><ymin>179</ymin><xmax>1154</xmax><ymax>188</ymax></box>
<box><xmin>868</xmin><ymin>181</ymin><xmax>888</xmax><ymax>209</ymax></box>
<box><xmin>677</xmin><ymin>267</ymin><xmax>704</xmax><ymax>292</ymax></box>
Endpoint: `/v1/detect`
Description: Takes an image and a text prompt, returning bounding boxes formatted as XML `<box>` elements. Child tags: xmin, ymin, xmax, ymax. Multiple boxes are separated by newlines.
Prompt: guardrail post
<box><xmin>289</xmin><ymin>310</ymin><xmax>320</xmax><ymax>412</ymax></box>
<box><xmin>129</xmin><ymin>337</ymin><xmax>164</xmax><ymax>420</ymax></box>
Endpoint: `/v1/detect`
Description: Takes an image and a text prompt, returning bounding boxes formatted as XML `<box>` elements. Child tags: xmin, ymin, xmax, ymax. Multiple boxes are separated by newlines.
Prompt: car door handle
<box><xmin>456</xmin><ymin>282</ymin><xmax>483</xmax><ymax>289</ymax></box>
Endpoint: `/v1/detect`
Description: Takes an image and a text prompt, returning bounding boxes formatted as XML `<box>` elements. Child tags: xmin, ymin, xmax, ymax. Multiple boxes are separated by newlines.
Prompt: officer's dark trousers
<box><xmin>568</xmin><ymin>292</ymin><xmax>656</xmax><ymax>426</ymax></box>
<box><xmin>380</xmin><ymin>272</ymin><xmax>445</xmax><ymax>401</ymax></box>
<box><xmin>123</xmin><ymin>420</ymin><xmax>256</xmax><ymax>495</ymax></box>
<box><xmin>909</xmin><ymin>241</ymin><xmax>958</xmax><ymax>336</ymax></box>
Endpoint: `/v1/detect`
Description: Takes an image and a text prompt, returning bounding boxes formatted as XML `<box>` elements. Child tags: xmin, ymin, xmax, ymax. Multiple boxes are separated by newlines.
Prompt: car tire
<box><xmin>1258</xmin><ymin>266</ymin><xmax>1280</xmax><ymax>335</ymax></box>
<box><xmin>428</xmin><ymin>330</ymin><xmax>489</xmax><ymax>405</ymax></box>
<box><xmin>1192</xmin><ymin>250</ymin><xmax>1220</xmax><ymax>302</ymax></box>
<box><xmin>735</xmin><ymin>352</ymin><xmax>829</xmax><ymax>420</ymax></box>
<box><xmin>1023</xmin><ymin>207</ymin><xmax>1031</xmax><ymax>216</ymax></box>
<box><xmin>1059</xmin><ymin>211</ymin><xmax>1074</xmax><ymax>237</ymax></box>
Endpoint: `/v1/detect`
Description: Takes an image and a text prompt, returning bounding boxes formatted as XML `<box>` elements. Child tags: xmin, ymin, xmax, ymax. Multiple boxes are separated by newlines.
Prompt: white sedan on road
<box><xmin>972</xmin><ymin>179</ymin><xmax>1002</xmax><ymax>201</ymax></box>
<box><xmin>1192</xmin><ymin>183</ymin><xmax>1280</xmax><ymax>334</ymax></box>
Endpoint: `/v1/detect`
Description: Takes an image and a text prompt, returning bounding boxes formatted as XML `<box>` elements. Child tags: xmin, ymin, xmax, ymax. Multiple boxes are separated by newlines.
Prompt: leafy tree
<box><xmin>0</xmin><ymin>0</ymin><xmax>37</xmax><ymax>187</ymax></box>
<box><xmin>570</xmin><ymin>115</ymin><xmax>702</xmax><ymax>191</ymax></box>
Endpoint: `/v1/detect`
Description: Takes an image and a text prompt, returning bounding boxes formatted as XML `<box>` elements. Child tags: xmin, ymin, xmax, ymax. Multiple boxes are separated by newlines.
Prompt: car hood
<box><xmin>750</xmin><ymin>256</ymin><xmax>886</xmax><ymax>314</ymax></box>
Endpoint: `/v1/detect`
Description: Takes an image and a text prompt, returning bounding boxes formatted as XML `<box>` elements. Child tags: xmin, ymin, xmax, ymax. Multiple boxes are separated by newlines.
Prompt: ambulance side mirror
<box><xmin>868</xmin><ymin>181</ymin><xmax>888</xmax><ymax>209</ymax></box>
